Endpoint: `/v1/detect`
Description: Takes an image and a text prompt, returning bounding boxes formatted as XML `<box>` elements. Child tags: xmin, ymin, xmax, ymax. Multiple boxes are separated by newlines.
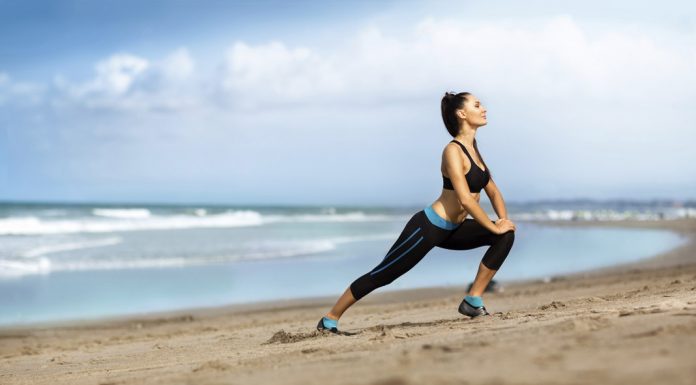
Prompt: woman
<box><xmin>317</xmin><ymin>92</ymin><xmax>517</xmax><ymax>333</ymax></box>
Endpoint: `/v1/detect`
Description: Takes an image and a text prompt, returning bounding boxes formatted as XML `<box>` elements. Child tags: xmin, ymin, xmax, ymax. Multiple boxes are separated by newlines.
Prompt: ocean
<box><xmin>0</xmin><ymin>201</ymin><xmax>692</xmax><ymax>327</ymax></box>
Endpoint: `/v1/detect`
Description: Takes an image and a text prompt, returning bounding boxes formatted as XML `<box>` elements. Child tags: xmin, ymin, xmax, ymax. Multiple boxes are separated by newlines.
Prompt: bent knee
<box><xmin>496</xmin><ymin>230</ymin><xmax>515</xmax><ymax>252</ymax></box>
<box><xmin>498</xmin><ymin>230</ymin><xmax>515</xmax><ymax>243</ymax></box>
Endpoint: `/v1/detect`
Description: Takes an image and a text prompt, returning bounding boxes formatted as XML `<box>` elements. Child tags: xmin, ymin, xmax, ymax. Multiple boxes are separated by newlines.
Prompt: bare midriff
<box><xmin>430</xmin><ymin>189</ymin><xmax>480</xmax><ymax>224</ymax></box>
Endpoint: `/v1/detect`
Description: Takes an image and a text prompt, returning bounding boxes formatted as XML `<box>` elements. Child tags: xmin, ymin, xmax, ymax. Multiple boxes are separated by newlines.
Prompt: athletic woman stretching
<box><xmin>317</xmin><ymin>92</ymin><xmax>517</xmax><ymax>333</ymax></box>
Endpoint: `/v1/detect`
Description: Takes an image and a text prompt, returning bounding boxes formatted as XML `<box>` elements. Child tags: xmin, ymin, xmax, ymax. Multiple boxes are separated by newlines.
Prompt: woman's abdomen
<box><xmin>432</xmin><ymin>190</ymin><xmax>480</xmax><ymax>222</ymax></box>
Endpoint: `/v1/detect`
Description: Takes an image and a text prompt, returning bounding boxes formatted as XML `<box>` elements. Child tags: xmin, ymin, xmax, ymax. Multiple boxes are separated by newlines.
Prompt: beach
<box><xmin>1</xmin><ymin>218</ymin><xmax>695</xmax><ymax>385</ymax></box>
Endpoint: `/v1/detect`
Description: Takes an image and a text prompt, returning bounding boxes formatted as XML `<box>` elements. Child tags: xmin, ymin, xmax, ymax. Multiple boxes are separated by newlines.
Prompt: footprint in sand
<box><xmin>264</xmin><ymin>318</ymin><xmax>469</xmax><ymax>345</ymax></box>
<box><xmin>626</xmin><ymin>327</ymin><xmax>665</xmax><ymax>339</ymax></box>
<box><xmin>539</xmin><ymin>301</ymin><xmax>566</xmax><ymax>310</ymax></box>
<box><xmin>547</xmin><ymin>316</ymin><xmax>611</xmax><ymax>332</ymax></box>
<box><xmin>21</xmin><ymin>346</ymin><xmax>40</xmax><ymax>356</ymax></box>
<box><xmin>263</xmin><ymin>329</ymin><xmax>360</xmax><ymax>345</ymax></box>
<box><xmin>369</xmin><ymin>325</ymin><xmax>408</xmax><ymax>341</ymax></box>
<box><xmin>619</xmin><ymin>299</ymin><xmax>690</xmax><ymax>317</ymax></box>
<box><xmin>498</xmin><ymin>311</ymin><xmax>518</xmax><ymax>320</ymax></box>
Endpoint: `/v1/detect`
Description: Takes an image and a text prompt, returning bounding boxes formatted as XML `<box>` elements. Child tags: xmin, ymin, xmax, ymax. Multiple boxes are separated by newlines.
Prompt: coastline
<box><xmin>3</xmin><ymin>218</ymin><xmax>692</xmax><ymax>332</ymax></box>
<box><xmin>1</xmin><ymin>218</ymin><xmax>695</xmax><ymax>384</ymax></box>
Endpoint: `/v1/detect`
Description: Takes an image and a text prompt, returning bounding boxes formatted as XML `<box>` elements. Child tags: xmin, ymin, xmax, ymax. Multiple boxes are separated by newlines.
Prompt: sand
<box><xmin>1</xmin><ymin>218</ymin><xmax>695</xmax><ymax>385</ymax></box>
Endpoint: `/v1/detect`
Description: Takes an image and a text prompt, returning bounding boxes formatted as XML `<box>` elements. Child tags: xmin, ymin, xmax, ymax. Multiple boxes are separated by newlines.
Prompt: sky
<box><xmin>1</xmin><ymin>0</ymin><xmax>695</xmax><ymax>206</ymax></box>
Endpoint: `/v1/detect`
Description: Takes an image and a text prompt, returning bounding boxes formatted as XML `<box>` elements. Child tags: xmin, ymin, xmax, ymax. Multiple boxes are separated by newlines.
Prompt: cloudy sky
<box><xmin>1</xmin><ymin>0</ymin><xmax>695</xmax><ymax>206</ymax></box>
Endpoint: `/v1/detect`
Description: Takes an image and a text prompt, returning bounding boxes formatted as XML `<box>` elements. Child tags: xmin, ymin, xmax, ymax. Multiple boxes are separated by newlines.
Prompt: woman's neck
<box><xmin>454</xmin><ymin>131</ymin><xmax>476</xmax><ymax>147</ymax></box>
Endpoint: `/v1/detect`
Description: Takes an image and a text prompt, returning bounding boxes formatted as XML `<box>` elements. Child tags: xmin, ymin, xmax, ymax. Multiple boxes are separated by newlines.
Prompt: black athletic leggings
<box><xmin>349</xmin><ymin>206</ymin><xmax>515</xmax><ymax>301</ymax></box>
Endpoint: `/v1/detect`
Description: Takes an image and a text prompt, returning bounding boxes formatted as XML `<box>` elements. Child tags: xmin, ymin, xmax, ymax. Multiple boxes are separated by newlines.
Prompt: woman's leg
<box><xmin>437</xmin><ymin>219</ymin><xmax>515</xmax><ymax>296</ymax></box>
<box><xmin>326</xmin><ymin>286</ymin><xmax>356</xmax><ymax>320</ymax></box>
<box><xmin>324</xmin><ymin>211</ymin><xmax>446</xmax><ymax>321</ymax></box>
<box><xmin>468</xmin><ymin>262</ymin><xmax>497</xmax><ymax>296</ymax></box>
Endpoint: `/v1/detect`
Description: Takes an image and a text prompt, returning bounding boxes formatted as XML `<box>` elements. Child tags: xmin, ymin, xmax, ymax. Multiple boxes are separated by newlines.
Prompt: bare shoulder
<box><xmin>442</xmin><ymin>141</ymin><xmax>461</xmax><ymax>157</ymax></box>
<box><xmin>442</xmin><ymin>141</ymin><xmax>470</xmax><ymax>168</ymax></box>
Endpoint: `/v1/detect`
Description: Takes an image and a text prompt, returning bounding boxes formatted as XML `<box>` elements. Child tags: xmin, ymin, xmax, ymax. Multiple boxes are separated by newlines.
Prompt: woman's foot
<box><xmin>458</xmin><ymin>295</ymin><xmax>490</xmax><ymax>318</ymax></box>
<box><xmin>316</xmin><ymin>316</ymin><xmax>339</xmax><ymax>333</ymax></box>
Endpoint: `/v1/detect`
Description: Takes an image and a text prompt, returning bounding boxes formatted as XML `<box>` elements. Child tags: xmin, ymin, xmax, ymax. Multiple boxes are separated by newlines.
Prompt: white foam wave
<box><xmin>0</xmin><ymin>239</ymin><xmax>341</xmax><ymax>279</ymax></box>
<box><xmin>0</xmin><ymin>258</ymin><xmax>52</xmax><ymax>278</ymax></box>
<box><xmin>92</xmin><ymin>208</ymin><xmax>151</xmax><ymax>219</ymax></box>
<box><xmin>21</xmin><ymin>237</ymin><xmax>123</xmax><ymax>258</ymax></box>
<box><xmin>262</xmin><ymin>211</ymin><xmax>405</xmax><ymax>224</ymax></box>
<box><xmin>0</xmin><ymin>210</ymin><xmax>405</xmax><ymax>235</ymax></box>
<box><xmin>515</xmin><ymin>208</ymin><xmax>696</xmax><ymax>221</ymax></box>
<box><xmin>38</xmin><ymin>209</ymin><xmax>69</xmax><ymax>217</ymax></box>
<box><xmin>325</xmin><ymin>233</ymin><xmax>397</xmax><ymax>244</ymax></box>
<box><xmin>0</xmin><ymin>211</ymin><xmax>264</xmax><ymax>235</ymax></box>
<box><xmin>0</xmin><ymin>231</ymin><xmax>401</xmax><ymax>279</ymax></box>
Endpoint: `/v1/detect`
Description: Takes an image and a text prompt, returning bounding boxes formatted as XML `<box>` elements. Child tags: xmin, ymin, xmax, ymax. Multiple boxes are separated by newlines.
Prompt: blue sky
<box><xmin>1</xmin><ymin>0</ymin><xmax>695</xmax><ymax>206</ymax></box>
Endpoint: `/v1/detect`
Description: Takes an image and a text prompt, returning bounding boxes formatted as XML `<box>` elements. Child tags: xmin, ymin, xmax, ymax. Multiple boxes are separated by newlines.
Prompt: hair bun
<box><xmin>443</xmin><ymin>92</ymin><xmax>456</xmax><ymax>103</ymax></box>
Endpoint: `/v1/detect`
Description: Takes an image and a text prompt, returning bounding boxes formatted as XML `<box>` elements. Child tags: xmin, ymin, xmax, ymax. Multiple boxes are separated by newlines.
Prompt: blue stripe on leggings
<box><xmin>370</xmin><ymin>236</ymin><xmax>424</xmax><ymax>276</ymax></box>
<box><xmin>380</xmin><ymin>227</ymin><xmax>421</xmax><ymax>262</ymax></box>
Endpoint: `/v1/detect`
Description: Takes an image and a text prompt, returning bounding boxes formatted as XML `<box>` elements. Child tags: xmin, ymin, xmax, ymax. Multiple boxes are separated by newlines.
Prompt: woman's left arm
<box><xmin>483</xmin><ymin>179</ymin><xmax>508</xmax><ymax>220</ymax></box>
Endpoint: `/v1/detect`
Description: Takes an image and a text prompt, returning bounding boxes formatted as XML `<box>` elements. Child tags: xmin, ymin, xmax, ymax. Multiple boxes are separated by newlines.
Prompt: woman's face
<box><xmin>457</xmin><ymin>95</ymin><xmax>487</xmax><ymax>127</ymax></box>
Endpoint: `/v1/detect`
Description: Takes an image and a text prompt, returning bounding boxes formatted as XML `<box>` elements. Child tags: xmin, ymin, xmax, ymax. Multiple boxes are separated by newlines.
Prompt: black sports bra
<box><xmin>442</xmin><ymin>140</ymin><xmax>490</xmax><ymax>193</ymax></box>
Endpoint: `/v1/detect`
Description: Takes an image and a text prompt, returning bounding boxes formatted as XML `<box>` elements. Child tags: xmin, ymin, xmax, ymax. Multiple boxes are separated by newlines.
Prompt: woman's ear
<box><xmin>456</xmin><ymin>109</ymin><xmax>466</xmax><ymax>120</ymax></box>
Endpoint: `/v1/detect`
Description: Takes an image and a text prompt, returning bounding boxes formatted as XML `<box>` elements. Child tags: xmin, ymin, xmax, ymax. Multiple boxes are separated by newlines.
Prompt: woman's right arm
<box><xmin>443</xmin><ymin>145</ymin><xmax>500</xmax><ymax>234</ymax></box>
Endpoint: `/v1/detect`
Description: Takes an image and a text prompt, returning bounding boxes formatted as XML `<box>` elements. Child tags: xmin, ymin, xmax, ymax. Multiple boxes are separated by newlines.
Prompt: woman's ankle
<box><xmin>325</xmin><ymin>312</ymin><xmax>340</xmax><ymax>320</ymax></box>
<box><xmin>464</xmin><ymin>295</ymin><xmax>484</xmax><ymax>307</ymax></box>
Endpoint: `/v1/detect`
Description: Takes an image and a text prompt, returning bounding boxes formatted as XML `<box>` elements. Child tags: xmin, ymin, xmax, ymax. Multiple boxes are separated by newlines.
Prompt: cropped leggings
<box><xmin>349</xmin><ymin>205</ymin><xmax>515</xmax><ymax>301</ymax></box>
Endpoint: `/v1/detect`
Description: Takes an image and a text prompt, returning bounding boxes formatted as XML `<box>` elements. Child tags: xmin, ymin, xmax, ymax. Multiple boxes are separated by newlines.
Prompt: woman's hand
<box><xmin>494</xmin><ymin>218</ymin><xmax>516</xmax><ymax>234</ymax></box>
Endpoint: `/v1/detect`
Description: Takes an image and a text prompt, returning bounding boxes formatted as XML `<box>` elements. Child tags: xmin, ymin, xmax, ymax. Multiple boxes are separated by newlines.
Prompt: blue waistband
<box><xmin>424</xmin><ymin>205</ymin><xmax>460</xmax><ymax>230</ymax></box>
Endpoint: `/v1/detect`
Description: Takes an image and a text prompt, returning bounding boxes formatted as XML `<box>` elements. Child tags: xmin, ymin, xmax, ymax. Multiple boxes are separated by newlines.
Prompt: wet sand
<box><xmin>1</xmin><ymin>218</ymin><xmax>695</xmax><ymax>385</ymax></box>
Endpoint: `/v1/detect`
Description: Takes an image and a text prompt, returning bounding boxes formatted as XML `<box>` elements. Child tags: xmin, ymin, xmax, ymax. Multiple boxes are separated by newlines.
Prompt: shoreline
<box><xmin>1</xmin><ymin>218</ymin><xmax>693</xmax><ymax>333</ymax></box>
<box><xmin>1</xmin><ymin>217</ymin><xmax>695</xmax><ymax>385</ymax></box>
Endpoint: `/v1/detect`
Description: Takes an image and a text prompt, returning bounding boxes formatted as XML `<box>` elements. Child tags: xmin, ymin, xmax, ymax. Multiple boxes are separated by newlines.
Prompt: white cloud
<box><xmin>52</xmin><ymin>48</ymin><xmax>199</xmax><ymax>112</ymax></box>
<box><xmin>160</xmin><ymin>47</ymin><xmax>195</xmax><ymax>82</ymax></box>
<box><xmin>221</xmin><ymin>41</ymin><xmax>343</xmax><ymax>107</ymax></box>
<box><xmin>69</xmin><ymin>54</ymin><xmax>149</xmax><ymax>97</ymax></box>
<box><xmin>0</xmin><ymin>72</ymin><xmax>46</xmax><ymax>106</ymax></box>
<box><xmin>6</xmin><ymin>14</ymin><xmax>696</xmax><ymax>202</ymax></box>
<box><xmin>214</xmin><ymin>15</ymin><xmax>695</xmax><ymax>108</ymax></box>
<box><xmin>54</xmin><ymin>53</ymin><xmax>150</xmax><ymax>110</ymax></box>
<box><xmin>19</xmin><ymin>15</ymin><xmax>696</xmax><ymax>114</ymax></box>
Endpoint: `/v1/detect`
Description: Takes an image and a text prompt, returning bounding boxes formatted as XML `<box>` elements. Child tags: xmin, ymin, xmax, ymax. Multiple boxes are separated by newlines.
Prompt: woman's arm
<box><xmin>483</xmin><ymin>179</ymin><xmax>508</xmax><ymax>220</ymax></box>
<box><xmin>443</xmin><ymin>145</ymin><xmax>499</xmax><ymax>234</ymax></box>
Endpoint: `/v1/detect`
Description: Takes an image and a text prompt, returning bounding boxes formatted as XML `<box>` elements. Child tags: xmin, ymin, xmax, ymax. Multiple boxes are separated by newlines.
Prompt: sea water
<box><xmin>0</xmin><ymin>202</ymin><xmax>689</xmax><ymax>327</ymax></box>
